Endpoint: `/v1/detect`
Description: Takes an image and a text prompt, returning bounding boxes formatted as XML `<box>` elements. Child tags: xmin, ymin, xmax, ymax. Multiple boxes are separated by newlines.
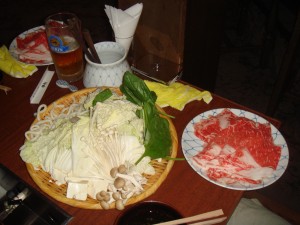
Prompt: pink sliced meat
<box><xmin>16</xmin><ymin>28</ymin><xmax>48</xmax><ymax>50</ymax></box>
<box><xmin>15</xmin><ymin>28</ymin><xmax>52</xmax><ymax>64</ymax></box>
<box><xmin>192</xmin><ymin>109</ymin><xmax>281</xmax><ymax>185</ymax></box>
<box><xmin>194</xmin><ymin>109</ymin><xmax>237</xmax><ymax>143</ymax></box>
<box><xmin>18</xmin><ymin>44</ymin><xmax>51</xmax><ymax>64</ymax></box>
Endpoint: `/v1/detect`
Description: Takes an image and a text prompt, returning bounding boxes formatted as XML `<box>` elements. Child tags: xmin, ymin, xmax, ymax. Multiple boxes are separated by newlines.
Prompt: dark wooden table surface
<box><xmin>0</xmin><ymin>65</ymin><xmax>280</xmax><ymax>225</ymax></box>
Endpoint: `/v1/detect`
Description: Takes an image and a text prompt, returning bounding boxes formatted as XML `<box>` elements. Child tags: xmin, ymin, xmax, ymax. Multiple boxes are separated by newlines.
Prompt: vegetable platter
<box><xmin>22</xmin><ymin>84</ymin><xmax>178</xmax><ymax>210</ymax></box>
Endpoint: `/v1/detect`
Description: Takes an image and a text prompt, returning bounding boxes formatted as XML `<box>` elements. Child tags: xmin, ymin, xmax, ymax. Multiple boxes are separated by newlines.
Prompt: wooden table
<box><xmin>0</xmin><ymin>66</ymin><xmax>280</xmax><ymax>225</ymax></box>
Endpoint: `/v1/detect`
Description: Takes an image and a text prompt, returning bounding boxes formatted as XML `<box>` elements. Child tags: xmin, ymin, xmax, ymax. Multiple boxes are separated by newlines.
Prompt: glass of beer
<box><xmin>45</xmin><ymin>12</ymin><xmax>84</xmax><ymax>82</ymax></box>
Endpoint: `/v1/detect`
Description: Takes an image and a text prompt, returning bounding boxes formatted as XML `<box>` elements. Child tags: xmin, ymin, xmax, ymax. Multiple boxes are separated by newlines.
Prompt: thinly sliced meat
<box><xmin>194</xmin><ymin>109</ymin><xmax>237</xmax><ymax>143</ymax></box>
<box><xmin>16</xmin><ymin>28</ymin><xmax>47</xmax><ymax>50</ymax></box>
<box><xmin>192</xmin><ymin>144</ymin><xmax>274</xmax><ymax>185</ymax></box>
<box><xmin>15</xmin><ymin>28</ymin><xmax>52</xmax><ymax>64</ymax></box>
<box><xmin>18</xmin><ymin>44</ymin><xmax>51</xmax><ymax>64</ymax></box>
<box><xmin>209</xmin><ymin>118</ymin><xmax>280</xmax><ymax>169</ymax></box>
<box><xmin>192</xmin><ymin>109</ymin><xmax>281</xmax><ymax>185</ymax></box>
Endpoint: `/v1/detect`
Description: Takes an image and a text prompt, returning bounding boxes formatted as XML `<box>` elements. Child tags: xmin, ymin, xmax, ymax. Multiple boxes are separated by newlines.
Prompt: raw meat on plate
<box><xmin>14</xmin><ymin>28</ymin><xmax>52</xmax><ymax>64</ymax></box>
<box><xmin>193</xmin><ymin>109</ymin><xmax>281</xmax><ymax>185</ymax></box>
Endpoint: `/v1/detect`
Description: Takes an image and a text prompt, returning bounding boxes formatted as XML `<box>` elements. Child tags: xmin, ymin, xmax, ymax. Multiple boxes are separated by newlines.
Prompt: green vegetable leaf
<box><xmin>120</xmin><ymin>71</ymin><xmax>157</xmax><ymax>105</ymax></box>
<box><xmin>92</xmin><ymin>89</ymin><xmax>113</xmax><ymax>106</ymax></box>
<box><xmin>120</xmin><ymin>84</ymin><xmax>143</xmax><ymax>106</ymax></box>
<box><xmin>120</xmin><ymin>71</ymin><xmax>173</xmax><ymax>163</ymax></box>
<box><xmin>142</xmin><ymin>101</ymin><xmax>172</xmax><ymax>160</ymax></box>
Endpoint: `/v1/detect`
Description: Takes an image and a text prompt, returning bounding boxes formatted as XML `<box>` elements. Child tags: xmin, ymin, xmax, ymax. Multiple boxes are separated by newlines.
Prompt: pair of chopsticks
<box><xmin>82</xmin><ymin>28</ymin><xmax>101</xmax><ymax>64</ymax></box>
<box><xmin>67</xmin><ymin>19</ymin><xmax>101</xmax><ymax>63</ymax></box>
<box><xmin>153</xmin><ymin>209</ymin><xmax>227</xmax><ymax>225</ymax></box>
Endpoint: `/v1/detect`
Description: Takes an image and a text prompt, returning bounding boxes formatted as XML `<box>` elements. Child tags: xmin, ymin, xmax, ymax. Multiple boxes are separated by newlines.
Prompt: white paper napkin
<box><xmin>105</xmin><ymin>3</ymin><xmax>143</xmax><ymax>53</ymax></box>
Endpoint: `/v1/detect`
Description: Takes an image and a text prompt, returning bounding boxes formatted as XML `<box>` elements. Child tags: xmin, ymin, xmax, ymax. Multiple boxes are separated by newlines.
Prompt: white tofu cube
<box><xmin>66</xmin><ymin>180</ymin><xmax>88</xmax><ymax>201</ymax></box>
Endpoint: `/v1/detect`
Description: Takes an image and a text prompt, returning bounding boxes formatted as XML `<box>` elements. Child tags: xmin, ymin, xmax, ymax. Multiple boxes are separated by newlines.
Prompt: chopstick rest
<box><xmin>30</xmin><ymin>67</ymin><xmax>54</xmax><ymax>104</ymax></box>
<box><xmin>56</xmin><ymin>80</ymin><xmax>78</xmax><ymax>92</ymax></box>
<box><xmin>153</xmin><ymin>209</ymin><xmax>226</xmax><ymax>225</ymax></box>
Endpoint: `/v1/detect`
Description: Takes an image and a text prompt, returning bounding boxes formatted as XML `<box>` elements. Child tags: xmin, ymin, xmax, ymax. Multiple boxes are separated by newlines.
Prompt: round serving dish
<box><xmin>24</xmin><ymin>87</ymin><xmax>178</xmax><ymax>209</ymax></box>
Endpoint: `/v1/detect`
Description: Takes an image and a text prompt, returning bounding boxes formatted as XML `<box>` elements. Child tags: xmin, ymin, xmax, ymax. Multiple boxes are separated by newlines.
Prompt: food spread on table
<box><xmin>10</xmin><ymin>26</ymin><xmax>52</xmax><ymax>65</ymax></box>
<box><xmin>20</xmin><ymin>72</ymin><xmax>175</xmax><ymax>210</ymax></box>
<box><xmin>16</xmin><ymin>54</ymin><xmax>288</xmax><ymax>208</ymax></box>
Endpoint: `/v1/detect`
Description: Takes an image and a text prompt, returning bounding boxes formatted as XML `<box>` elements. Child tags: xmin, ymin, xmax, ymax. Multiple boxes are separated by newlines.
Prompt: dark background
<box><xmin>0</xmin><ymin>0</ymin><xmax>118</xmax><ymax>46</ymax></box>
<box><xmin>214</xmin><ymin>1</ymin><xmax>300</xmax><ymax>223</ymax></box>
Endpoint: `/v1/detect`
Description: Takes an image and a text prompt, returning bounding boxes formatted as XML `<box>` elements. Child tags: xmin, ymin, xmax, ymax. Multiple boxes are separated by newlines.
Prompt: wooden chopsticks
<box><xmin>67</xmin><ymin>19</ymin><xmax>95</xmax><ymax>63</ymax></box>
<box><xmin>185</xmin><ymin>217</ymin><xmax>227</xmax><ymax>225</ymax></box>
<box><xmin>82</xmin><ymin>28</ymin><xmax>101</xmax><ymax>64</ymax></box>
<box><xmin>153</xmin><ymin>209</ymin><xmax>226</xmax><ymax>225</ymax></box>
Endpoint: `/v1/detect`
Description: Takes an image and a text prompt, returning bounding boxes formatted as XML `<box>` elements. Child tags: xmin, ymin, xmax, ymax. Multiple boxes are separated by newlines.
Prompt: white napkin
<box><xmin>105</xmin><ymin>3</ymin><xmax>143</xmax><ymax>53</ymax></box>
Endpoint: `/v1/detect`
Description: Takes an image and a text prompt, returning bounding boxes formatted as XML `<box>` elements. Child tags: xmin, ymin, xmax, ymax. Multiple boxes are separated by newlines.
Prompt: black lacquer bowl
<box><xmin>114</xmin><ymin>201</ymin><xmax>185</xmax><ymax>225</ymax></box>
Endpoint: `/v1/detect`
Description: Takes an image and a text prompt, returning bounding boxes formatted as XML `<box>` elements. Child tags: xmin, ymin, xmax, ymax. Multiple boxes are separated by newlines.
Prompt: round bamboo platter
<box><xmin>25</xmin><ymin>87</ymin><xmax>178</xmax><ymax>209</ymax></box>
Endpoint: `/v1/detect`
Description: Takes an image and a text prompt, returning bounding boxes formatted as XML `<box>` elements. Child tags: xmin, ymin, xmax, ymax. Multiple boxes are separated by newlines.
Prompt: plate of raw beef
<box><xmin>9</xmin><ymin>26</ymin><xmax>53</xmax><ymax>66</ymax></box>
<box><xmin>181</xmin><ymin>108</ymin><xmax>289</xmax><ymax>190</ymax></box>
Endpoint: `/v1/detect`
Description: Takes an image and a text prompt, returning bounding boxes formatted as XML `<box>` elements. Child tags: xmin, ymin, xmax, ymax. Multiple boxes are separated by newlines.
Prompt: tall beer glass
<box><xmin>45</xmin><ymin>12</ymin><xmax>84</xmax><ymax>82</ymax></box>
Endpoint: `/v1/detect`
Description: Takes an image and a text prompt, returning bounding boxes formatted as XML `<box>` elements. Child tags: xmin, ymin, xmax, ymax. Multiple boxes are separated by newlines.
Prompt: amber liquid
<box><xmin>50</xmin><ymin>39</ymin><xmax>84</xmax><ymax>82</ymax></box>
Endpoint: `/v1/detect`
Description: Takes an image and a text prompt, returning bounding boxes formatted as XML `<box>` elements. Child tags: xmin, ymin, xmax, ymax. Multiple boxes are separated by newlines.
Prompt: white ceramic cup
<box><xmin>83</xmin><ymin>42</ymin><xmax>131</xmax><ymax>87</ymax></box>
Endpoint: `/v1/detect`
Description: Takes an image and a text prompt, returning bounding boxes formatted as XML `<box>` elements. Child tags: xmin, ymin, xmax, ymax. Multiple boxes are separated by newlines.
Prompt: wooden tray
<box><xmin>25</xmin><ymin>87</ymin><xmax>178</xmax><ymax>209</ymax></box>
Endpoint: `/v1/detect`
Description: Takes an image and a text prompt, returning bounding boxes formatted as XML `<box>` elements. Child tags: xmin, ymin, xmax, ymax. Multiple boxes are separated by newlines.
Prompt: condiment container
<box><xmin>83</xmin><ymin>41</ymin><xmax>130</xmax><ymax>87</ymax></box>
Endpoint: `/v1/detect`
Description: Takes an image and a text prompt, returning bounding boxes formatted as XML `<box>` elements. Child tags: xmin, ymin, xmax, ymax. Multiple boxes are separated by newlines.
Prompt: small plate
<box><xmin>181</xmin><ymin>108</ymin><xmax>289</xmax><ymax>190</ymax></box>
<box><xmin>114</xmin><ymin>201</ymin><xmax>184</xmax><ymax>225</ymax></box>
<box><xmin>9</xmin><ymin>26</ymin><xmax>53</xmax><ymax>66</ymax></box>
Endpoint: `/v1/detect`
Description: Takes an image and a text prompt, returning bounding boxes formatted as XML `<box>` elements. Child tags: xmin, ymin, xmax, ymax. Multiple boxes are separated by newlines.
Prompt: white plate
<box><xmin>9</xmin><ymin>26</ymin><xmax>53</xmax><ymax>66</ymax></box>
<box><xmin>181</xmin><ymin>108</ymin><xmax>289</xmax><ymax>190</ymax></box>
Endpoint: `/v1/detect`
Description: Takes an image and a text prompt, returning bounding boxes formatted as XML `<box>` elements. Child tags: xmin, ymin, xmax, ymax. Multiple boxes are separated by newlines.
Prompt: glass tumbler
<box><xmin>45</xmin><ymin>12</ymin><xmax>84</xmax><ymax>82</ymax></box>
